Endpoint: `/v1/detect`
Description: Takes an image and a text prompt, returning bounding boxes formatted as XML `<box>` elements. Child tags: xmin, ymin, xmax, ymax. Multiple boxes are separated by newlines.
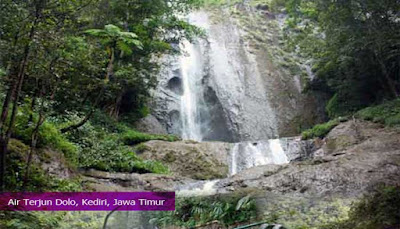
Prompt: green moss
<box><xmin>301</xmin><ymin>119</ymin><xmax>339</xmax><ymax>140</ymax></box>
<box><xmin>38</xmin><ymin>122</ymin><xmax>78</xmax><ymax>164</ymax></box>
<box><xmin>356</xmin><ymin>99</ymin><xmax>400</xmax><ymax>127</ymax></box>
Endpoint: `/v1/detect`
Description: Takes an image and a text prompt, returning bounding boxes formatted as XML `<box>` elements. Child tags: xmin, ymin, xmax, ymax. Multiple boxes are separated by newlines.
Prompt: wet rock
<box><xmin>280</xmin><ymin>137</ymin><xmax>316</xmax><ymax>161</ymax></box>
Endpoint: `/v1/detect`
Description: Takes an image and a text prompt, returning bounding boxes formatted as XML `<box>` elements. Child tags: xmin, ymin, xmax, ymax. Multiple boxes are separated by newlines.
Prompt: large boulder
<box><xmin>138</xmin><ymin>140</ymin><xmax>231</xmax><ymax>180</ymax></box>
<box><xmin>133</xmin><ymin>114</ymin><xmax>168</xmax><ymax>135</ymax></box>
<box><xmin>81</xmin><ymin>169</ymin><xmax>194</xmax><ymax>192</ymax></box>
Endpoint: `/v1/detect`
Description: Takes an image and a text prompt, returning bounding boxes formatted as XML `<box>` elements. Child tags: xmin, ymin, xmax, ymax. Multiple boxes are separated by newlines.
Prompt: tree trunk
<box><xmin>108</xmin><ymin>90</ymin><xmax>124</xmax><ymax>119</ymax></box>
<box><xmin>61</xmin><ymin>86</ymin><xmax>105</xmax><ymax>133</ymax></box>
<box><xmin>0</xmin><ymin>3</ymin><xmax>41</xmax><ymax>191</ymax></box>
<box><xmin>22</xmin><ymin>111</ymin><xmax>45</xmax><ymax>191</ymax></box>
<box><xmin>28</xmin><ymin>92</ymin><xmax>37</xmax><ymax>125</ymax></box>
<box><xmin>378</xmin><ymin>59</ymin><xmax>398</xmax><ymax>98</ymax></box>
<box><xmin>105</xmin><ymin>46</ymin><xmax>114</xmax><ymax>82</ymax></box>
<box><xmin>61</xmin><ymin>44</ymin><xmax>114</xmax><ymax>134</ymax></box>
<box><xmin>103</xmin><ymin>206</ymin><xmax>122</xmax><ymax>229</ymax></box>
<box><xmin>0</xmin><ymin>82</ymin><xmax>16</xmax><ymax>133</ymax></box>
<box><xmin>0</xmin><ymin>137</ymin><xmax>7</xmax><ymax>192</ymax></box>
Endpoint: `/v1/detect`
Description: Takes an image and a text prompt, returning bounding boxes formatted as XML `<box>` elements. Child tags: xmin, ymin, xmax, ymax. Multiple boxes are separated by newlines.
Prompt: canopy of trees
<box><xmin>284</xmin><ymin>0</ymin><xmax>400</xmax><ymax>117</ymax></box>
<box><xmin>0</xmin><ymin>0</ymin><xmax>202</xmax><ymax>191</ymax></box>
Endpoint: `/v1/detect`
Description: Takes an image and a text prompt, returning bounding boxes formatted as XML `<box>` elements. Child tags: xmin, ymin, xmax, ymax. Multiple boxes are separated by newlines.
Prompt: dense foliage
<box><xmin>302</xmin><ymin>98</ymin><xmax>400</xmax><ymax>140</ymax></box>
<box><xmin>0</xmin><ymin>0</ymin><xmax>201</xmax><ymax>192</ymax></box>
<box><xmin>150</xmin><ymin>195</ymin><xmax>257</xmax><ymax>228</ymax></box>
<box><xmin>356</xmin><ymin>98</ymin><xmax>400</xmax><ymax>127</ymax></box>
<box><xmin>284</xmin><ymin>0</ymin><xmax>400</xmax><ymax>117</ymax></box>
<box><xmin>0</xmin><ymin>2</ymin><xmax>200</xmax><ymax>227</ymax></box>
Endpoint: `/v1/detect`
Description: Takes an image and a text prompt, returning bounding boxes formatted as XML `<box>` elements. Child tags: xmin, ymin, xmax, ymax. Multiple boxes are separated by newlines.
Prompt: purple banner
<box><xmin>0</xmin><ymin>192</ymin><xmax>175</xmax><ymax>211</ymax></box>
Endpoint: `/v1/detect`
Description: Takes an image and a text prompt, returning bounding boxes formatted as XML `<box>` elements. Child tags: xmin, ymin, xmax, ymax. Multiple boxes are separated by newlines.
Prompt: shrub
<box><xmin>356</xmin><ymin>99</ymin><xmax>400</xmax><ymax>127</ymax></box>
<box><xmin>150</xmin><ymin>195</ymin><xmax>257</xmax><ymax>228</ymax></box>
<box><xmin>321</xmin><ymin>186</ymin><xmax>400</xmax><ymax>229</ymax></box>
<box><xmin>120</xmin><ymin>129</ymin><xmax>179</xmax><ymax>145</ymax></box>
<box><xmin>301</xmin><ymin>119</ymin><xmax>339</xmax><ymax>140</ymax></box>
<box><xmin>59</xmin><ymin>113</ymin><xmax>171</xmax><ymax>174</ymax></box>
<box><xmin>12</xmin><ymin>105</ymin><xmax>78</xmax><ymax>164</ymax></box>
<box><xmin>5</xmin><ymin>139</ymin><xmax>82</xmax><ymax>192</ymax></box>
<box><xmin>37</xmin><ymin>122</ymin><xmax>78</xmax><ymax>163</ymax></box>
<box><xmin>78</xmin><ymin>135</ymin><xmax>169</xmax><ymax>174</ymax></box>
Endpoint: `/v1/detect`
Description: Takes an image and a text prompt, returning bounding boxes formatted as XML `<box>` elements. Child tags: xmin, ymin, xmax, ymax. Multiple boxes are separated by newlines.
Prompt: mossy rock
<box><xmin>325</xmin><ymin>135</ymin><xmax>355</xmax><ymax>152</ymax></box>
<box><xmin>139</xmin><ymin>140</ymin><xmax>230</xmax><ymax>180</ymax></box>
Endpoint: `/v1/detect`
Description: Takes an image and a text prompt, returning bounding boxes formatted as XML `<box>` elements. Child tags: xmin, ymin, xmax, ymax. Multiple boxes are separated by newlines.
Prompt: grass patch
<box><xmin>301</xmin><ymin>119</ymin><xmax>339</xmax><ymax>140</ymax></box>
<box><xmin>356</xmin><ymin>98</ymin><xmax>400</xmax><ymax>127</ymax></box>
<box><xmin>120</xmin><ymin>129</ymin><xmax>179</xmax><ymax>145</ymax></box>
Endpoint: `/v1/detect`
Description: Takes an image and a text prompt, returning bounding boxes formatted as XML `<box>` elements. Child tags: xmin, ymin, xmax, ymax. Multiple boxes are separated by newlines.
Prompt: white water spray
<box><xmin>176</xmin><ymin>180</ymin><xmax>219</xmax><ymax>197</ymax></box>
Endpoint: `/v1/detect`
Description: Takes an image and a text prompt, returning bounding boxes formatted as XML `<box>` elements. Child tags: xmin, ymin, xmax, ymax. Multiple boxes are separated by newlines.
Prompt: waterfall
<box><xmin>154</xmin><ymin>11</ymin><xmax>279</xmax><ymax>141</ymax></box>
<box><xmin>229</xmin><ymin>139</ymin><xmax>289</xmax><ymax>175</ymax></box>
<box><xmin>179</xmin><ymin>40</ymin><xmax>204</xmax><ymax>141</ymax></box>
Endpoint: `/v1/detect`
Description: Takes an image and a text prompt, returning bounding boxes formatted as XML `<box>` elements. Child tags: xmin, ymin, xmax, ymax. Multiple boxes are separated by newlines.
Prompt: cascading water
<box><xmin>179</xmin><ymin>40</ymin><xmax>204</xmax><ymax>141</ymax></box>
<box><xmin>229</xmin><ymin>139</ymin><xmax>289</xmax><ymax>176</ymax></box>
<box><xmin>176</xmin><ymin>180</ymin><xmax>219</xmax><ymax>197</ymax></box>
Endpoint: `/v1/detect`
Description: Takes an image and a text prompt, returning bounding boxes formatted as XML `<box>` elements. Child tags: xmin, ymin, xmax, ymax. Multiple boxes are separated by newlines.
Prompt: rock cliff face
<box><xmin>151</xmin><ymin>5</ymin><xmax>327</xmax><ymax>141</ymax></box>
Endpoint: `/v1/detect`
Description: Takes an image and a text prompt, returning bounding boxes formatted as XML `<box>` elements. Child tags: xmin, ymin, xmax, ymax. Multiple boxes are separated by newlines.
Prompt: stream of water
<box><xmin>179</xmin><ymin>39</ymin><xmax>204</xmax><ymax>141</ymax></box>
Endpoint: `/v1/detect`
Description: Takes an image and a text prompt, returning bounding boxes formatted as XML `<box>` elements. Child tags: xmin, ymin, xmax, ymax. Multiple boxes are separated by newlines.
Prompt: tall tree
<box><xmin>285</xmin><ymin>0</ymin><xmax>400</xmax><ymax>116</ymax></box>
